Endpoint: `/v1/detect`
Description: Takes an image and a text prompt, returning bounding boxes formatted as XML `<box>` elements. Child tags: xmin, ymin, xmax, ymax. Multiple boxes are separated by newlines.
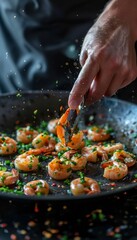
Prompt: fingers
<box><xmin>84</xmin><ymin>69</ymin><xmax>114</xmax><ymax>105</ymax></box>
<box><xmin>80</xmin><ymin>49</ymin><xmax>88</xmax><ymax>66</ymax></box>
<box><xmin>105</xmin><ymin>64</ymin><xmax>137</xmax><ymax>96</ymax></box>
<box><xmin>104</xmin><ymin>74</ymin><xmax>124</xmax><ymax>97</ymax></box>
<box><xmin>68</xmin><ymin>55</ymin><xmax>100</xmax><ymax>109</ymax></box>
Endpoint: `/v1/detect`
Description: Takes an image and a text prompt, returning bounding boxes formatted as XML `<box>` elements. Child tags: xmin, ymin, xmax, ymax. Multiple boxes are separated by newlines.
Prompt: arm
<box><xmin>68</xmin><ymin>0</ymin><xmax>137</xmax><ymax>109</ymax></box>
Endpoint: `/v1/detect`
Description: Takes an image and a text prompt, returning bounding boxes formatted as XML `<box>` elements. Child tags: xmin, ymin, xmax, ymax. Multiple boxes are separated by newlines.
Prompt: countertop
<box><xmin>0</xmin><ymin>188</ymin><xmax>137</xmax><ymax>240</ymax></box>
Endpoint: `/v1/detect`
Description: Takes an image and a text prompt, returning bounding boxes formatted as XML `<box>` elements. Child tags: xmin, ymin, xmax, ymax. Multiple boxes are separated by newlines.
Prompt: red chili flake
<box><xmin>98</xmin><ymin>114</ymin><xmax>105</xmax><ymax>119</ymax></box>
<box><xmin>110</xmin><ymin>182</ymin><xmax>116</xmax><ymax>187</ymax></box>
<box><xmin>10</xmin><ymin>234</ymin><xmax>17</xmax><ymax>240</ymax></box>
<box><xmin>107</xmin><ymin>231</ymin><xmax>115</xmax><ymax>237</ymax></box>
<box><xmin>115</xmin><ymin>227</ymin><xmax>120</xmax><ymax>233</ymax></box>
<box><xmin>34</xmin><ymin>203</ymin><xmax>39</xmax><ymax>213</ymax></box>
<box><xmin>24</xmin><ymin>236</ymin><xmax>31</xmax><ymax>240</ymax></box>
<box><xmin>15</xmin><ymin>120</ymin><xmax>20</xmax><ymax>125</ymax></box>
<box><xmin>51</xmin><ymin>183</ymin><xmax>56</xmax><ymax>187</ymax></box>
<box><xmin>0</xmin><ymin>223</ymin><xmax>7</xmax><ymax>228</ymax></box>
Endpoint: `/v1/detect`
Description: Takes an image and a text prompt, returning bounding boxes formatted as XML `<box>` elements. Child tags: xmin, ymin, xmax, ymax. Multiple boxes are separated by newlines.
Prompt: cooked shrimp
<box><xmin>24</xmin><ymin>180</ymin><xmax>49</xmax><ymax>196</ymax></box>
<box><xmin>102</xmin><ymin>143</ymin><xmax>124</xmax><ymax>154</ymax></box>
<box><xmin>82</xmin><ymin>145</ymin><xmax>108</xmax><ymax>162</ymax></box>
<box><xmin>47</xmin><ymin>119</ymin><xmax>59</xmax><ymax>135</ymax></box>
<box><xmin>57</xmin><ymin>108</ymin><xmax>84</xmax><ymax>149</ymax></box>
<box><xmin>0</xmin><ymin>169</ymin><xmax>19</xmax><ymax>186</ymax></box>
<box><xmin>87</xmin><ymin>126</ymin><xmax>111</xmax><ymax>142</ymax></box>
<box><xmin>67</xmin><ymin>131</ymin><xmax>85</xmax><ymax>150</ymax></box>
<box><xmin>70</xmin><ymin>177</ymin><xmax>101</xmax><ymax>196</ymax></box>
<box><xmin>14</xmin><ymin>152</ymin><xmax>39</xmax><ymax>172</ymax></box>
<box><xmin>32</xmin><ymin>133</ymin><xmax>56</xmax><ymax>150</ymax></box>
<box><xmin>112</xmin><ymin>150</ymin><xmax>136</xmax><ymax>167</ymax></box>
<box><xmin>61</xmin><ymin>150</ymin><xmax>87</xmax><ymax>171</ymax></box>
<box><xmin>48</xmin><ymin>157</ymin><xmax>72</xmax><ymax>180</ymax></box>
<box><xmin>102</xmin><ymin>160</ymin><xmax>128</xmax><ymax>180</ymax></box>
<box><xmin>16</xmin><ymin>126</ymin><xmax>38</xmax><ymax>144</ymax></box>
<box><xmin>55</xmin><ymin>142</ymin><xmax>69</xmax><ymax>152</ymax></box>
<box><xmin>0</xmin><ymin>136</ymin><xmax>17</xmax><ymax>155</ymax></box>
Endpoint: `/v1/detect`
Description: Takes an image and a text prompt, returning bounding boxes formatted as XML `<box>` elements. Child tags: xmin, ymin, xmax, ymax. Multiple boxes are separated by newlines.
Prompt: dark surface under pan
<box><xmin>0</xmin><ymin>90</ymin><xmax>137</xmax><ymax>203</ymax></box>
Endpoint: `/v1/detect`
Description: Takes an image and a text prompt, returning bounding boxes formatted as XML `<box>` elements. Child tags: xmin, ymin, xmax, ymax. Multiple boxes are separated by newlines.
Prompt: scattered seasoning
<box><xmin>10</xmin><ymin>234</ymin><xmax>17</xmax><ymax>240</ymax></box>
<box><xmin>33</xmin><ymin>109</ymin><xmax>38</xmax><ymax>115</ymax></box>
<box><xmin>16</xmin><ymin>93</ymin><xmax>22</xmax><ymax>98</ymax></box>
<box><xmin>34</xmin><ymin>203</ymin><xmax>39</xmax><ymax>213</ymax></box>
<box><xmin>28</xmin><ymin>221</ymin><xmax>36</xmax><ymax>227</ymax></box>
<box><xmin>77</xmin><ymin>171</ymin><xmax>85</xmax><ymax>184</ymax></box>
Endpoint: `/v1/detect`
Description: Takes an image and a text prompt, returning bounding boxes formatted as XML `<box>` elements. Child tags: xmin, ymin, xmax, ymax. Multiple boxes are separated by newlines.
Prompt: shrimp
<box><xmin>87</xmin><ymin>126</ymin><xmax>111</xmax><ymax>142</ymax></box>
<box><xmin>70</xmin><ymin>177</ymin><xmax>101</xmax><ymax>196</ymax></box>
<box><xmin>14</xmin><ymin>152</ymin><xmax>39</xmax><ymax>172</ymax></box>
<box><xmin>61</xmin><ymin>150</ymin><xmax>87</xmax><ymax>171</ymax></box>
<box><xmin>82</xmin><ymin>145</ymin><xmax>108</xmax><ymax>162</ymax></box>
<box><xmin>48</xmin><ymin>157</ymin><xmax>72</xmax><ymax>180</ymax></box>
<box><xmin>101</xmin><ymin>143</ymin><xmax>124</xmax><ymax>154</ymax></box>
<box><xmin>16</xmin><ymin>126</ymin><xmax>38</xmax><ymax>144</ymax></box>
<box><xmin>102</xmin><ymin>160</ymin><xmax>128</xmax><ymax>180</ymax></box>
<box><xmin>47</xmin><ymin>119</ymin><xmax>59</xmax><ymax>135</ymax></box>
<box><xmin>67</xmin><ymin>131</ymin><xmax>85</xmax><ymax>150</ymax></box>
<box><xmin>112</xmin><ymin>150</ymin><xmax>136</xmax><ymax>167</ymax></box>
<box><xmin>24</xmin><ymin>180</ymin><xmax>49</xmax><ymax>196</ymax></box>
<box><xmin>0</xmin><ymin>136</ymin><xmax>17</xmax><ymax>155</ymax></box>
<box><xmin>0</xmin><ymin>169</ymin><xmax>19</xmax><ymax>186</ymax></box>
<box><xmin>57</xmin><ymin>108</ymin><xmax>84</xmax><ymax>150</ymax></box>
<box><xmin>32</xmin><ymin>133</ymin><xmax>56</xmax><ymax>150</ymax></box>
<box><xmin>55</xmin><ymin>142</ymin><xmax>69</xmax><ymax>152</ymax></box>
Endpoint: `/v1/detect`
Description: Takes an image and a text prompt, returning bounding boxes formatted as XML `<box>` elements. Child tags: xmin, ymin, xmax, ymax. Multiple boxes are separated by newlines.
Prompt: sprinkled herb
<box><xmin>33</xmin><ymin>109</ymin><xmax>38</xmax><ymax>115</ymax></box>
<box><xmin>77</xmin><ymin>171</ymin><xmax>85</xmax><ymax>184</ymax></box>
<box><xmin>64</xmin><ymin>179</ymin><xmax>71</xmax><ymax>186</ymax></box>
<box><xmin>5</xmin><ymin>160</ymin><xmax>10</xmax><ymax>165</ymax></box>
<box><xmin>16</xmin><ymin>93</ymin><xmax>22</xmax><ymax>97</ymax></box>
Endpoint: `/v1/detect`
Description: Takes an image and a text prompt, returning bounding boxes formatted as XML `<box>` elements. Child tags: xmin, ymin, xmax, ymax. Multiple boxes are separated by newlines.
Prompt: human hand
<box><xmin>68</xmin><ymin>0</ymin><xmax>137</xmax><ymax>109</ymax></box>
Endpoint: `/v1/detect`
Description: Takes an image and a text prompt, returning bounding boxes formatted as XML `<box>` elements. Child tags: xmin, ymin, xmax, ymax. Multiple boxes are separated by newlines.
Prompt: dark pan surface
<box><xmin>0</xmin><ymin>90</ymin><xmax>137</xmax><ymax>202</ymax></box>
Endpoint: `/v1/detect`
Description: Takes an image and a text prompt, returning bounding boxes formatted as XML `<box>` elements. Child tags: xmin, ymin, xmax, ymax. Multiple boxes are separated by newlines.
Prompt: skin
<box><xmin>68</xmin><ymin>0</ymin><xmax>137</xmax><ymax>109</ymax></box>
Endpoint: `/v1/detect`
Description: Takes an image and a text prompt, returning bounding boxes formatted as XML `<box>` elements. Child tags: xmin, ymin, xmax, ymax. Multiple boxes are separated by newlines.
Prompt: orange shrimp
<box><xmin>87</xmin><ymin>126</ymin><xmax>111</xmax><ymax>142</ymax></box>
<box><xmin>57</xmin><ymin>108</ymin><xmax>84</xmax><ymax>149</ymax></box>
<box><xmin>70</xmin><ymin>177</ymin><xmax>101</xmax><ymax>196</ymax></box>
<box><xmin>47</xmin><ymin>119</ymin><xmax>59</xmax><ymax>135</ymax></box>
<box><xmin>48</xmin><ymin>157</ymin><xmax>72</xmax><ymax>180</ymax></box>
<box><xmin>16</xmin><ymin>126</ymin><xmax>38</xmax><ymax>144</ymax></box>
<box><xmin>0</xmin><ymin>169</ymin><xmax>19</xmax><ymax>186</ymax></box>
<box><xmin>102</xmin><ymin>160</ymin><xmax>128</xmax><ymax>180</ymax></box>
<box><xmin>0</xmin><ymin>136</ymin><xmax>17</xmax><ymax>155</ymax></box>
<box><xmin>56</xmin><ymin>108</ymin><xmax>71</xmax><ymax>146</ymax></box>
<box><xmin>112</xmin><ymin>150</ymin><xmax>136</xmax><ymax>167</ymax></box>
<box><xmin>24</xmin><ymin>180</ymin><xmax>49</xmax><ymax>196</ymax></box>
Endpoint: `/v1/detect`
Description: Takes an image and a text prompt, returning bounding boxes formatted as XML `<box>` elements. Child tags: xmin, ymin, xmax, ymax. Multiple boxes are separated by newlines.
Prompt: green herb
<box><xmin>64</xmin><ymin>179</ymin><xmax>71</xmax><ymax>186</ymax></box>
<box><xmin>5</xmin><ymin>160</ymin><xmax>10</xmax><ymax>165</ymax></box>
<box><xmin>33</xmin><ymin>109</ymin><xmax>38</xmax><ymax>115</ymax></box>
<box><xmin>77</xmin><ymin>171</ymin><xmax>85</xmax><ymax>184</ymax></box>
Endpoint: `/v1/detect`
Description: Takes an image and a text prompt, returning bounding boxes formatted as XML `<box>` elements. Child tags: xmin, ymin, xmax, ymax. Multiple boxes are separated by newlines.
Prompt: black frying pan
<box><xmin>0</xmin><ymin>90</ymin><xmax>137</xmax><ymax>203</ymax></box>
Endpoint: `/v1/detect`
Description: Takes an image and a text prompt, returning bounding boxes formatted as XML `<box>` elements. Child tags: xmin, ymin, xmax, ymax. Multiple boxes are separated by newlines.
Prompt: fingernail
<box><xmin>68</xmin><ymin>99</ymin><xmax>79</xmax><ymax>109</ymax></box>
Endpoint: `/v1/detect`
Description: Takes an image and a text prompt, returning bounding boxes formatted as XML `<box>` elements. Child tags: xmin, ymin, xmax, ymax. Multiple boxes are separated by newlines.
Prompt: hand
<box><xmin>68</xmin><ymin>0</ymin><xmax>137</xmax><ymax>109</ymax></box>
